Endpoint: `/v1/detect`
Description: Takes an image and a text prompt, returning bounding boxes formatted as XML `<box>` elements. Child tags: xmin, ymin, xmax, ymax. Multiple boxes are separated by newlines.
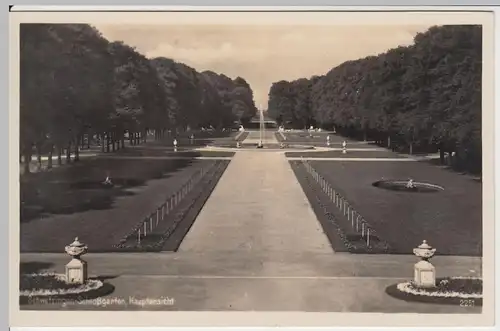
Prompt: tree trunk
<box><xmin>100</xmin><ymin>133</ymin><xmax>105</xmax><ymax>152</ymax></box>
<box><xmin>57</xmin><ymin>147</ymin><xmax>62</xmax><ymax>166</ymax></box>
<box><xmin>106</xmin><ymin>132</ymin><xmax>110</xmax><ymax>153</ymax></box>
<box><xmin>409</xmin><ymin>142</ymin><xmax>413</xmax><ymax>155</ymax></box>
<box><xmin>121</xmin><ymin>132</ymin><xmax>125</xmax><ymax>149</ymax></box>
<box><xmin>363</xmin><ymin>130</ymin><xmax>367</xmax><ymax>142</ymax></box>
<box><xmin>66</xmin><ymin>142</ymin><xmax>71</xmax><ymax>164</ymax></box>
<box><xmin>23</xmin><ymin>146</ymin><xmax>31</xmax><ymax>175</ymax></box>
<box><xmin>47</xmin><ymin>144</ymin><xmax>53</xmax><ymax>169</ymax></box>
<box><xmin>74</xmin><ymin>137</ymin><xmax>80</xmax><ymax>162</ymax></box>
<box><xmin>439</xmin><ymin>146</ymin><xmax>445</xmax><ymax>164</ymax></box>
<box><xmin>387</xmin><ymin>135</ymin><xmax>391</xmax><ymax>148</ymax></box>
<box><xmin>111</xmin><ymin>132</ymin><xmax>116</xmax><ymax>152</ymax></box>
<box><xmin>87</xmin><ymin>133</ymin><xmax>91</xmax><ymax>149</ymax></box>
<box><xmin>129</xmin><ymin>131</ymin><xmax>133</xmax><ymax>146</ymax></box>
<box><xmin>36</xmin><ymin>143</ymin><xmax>42</xmax><ymax>170</ymax></box>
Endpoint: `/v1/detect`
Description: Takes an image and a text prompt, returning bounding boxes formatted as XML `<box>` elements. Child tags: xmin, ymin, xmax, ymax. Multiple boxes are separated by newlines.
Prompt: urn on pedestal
<box><xmin>413</xmin><ymin>240</ymin><xmax>437</xmax><ymax>288</ymax></box>
<box><xmin>65</xmin><ymin>237</ymin><xmax>88</xmax><ymax>285</ymax></box>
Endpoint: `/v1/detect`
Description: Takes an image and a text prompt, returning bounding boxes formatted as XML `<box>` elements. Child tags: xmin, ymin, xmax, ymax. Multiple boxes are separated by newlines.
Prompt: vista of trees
<box><xmin>267</xmin><ymin>25</ymin><xmax>482</xmax><ymax>174</ymax></box>
<box><xmin>20</xmin><ymin>24</ymin><xmax>257</xmax><ymax>174</ymax></box>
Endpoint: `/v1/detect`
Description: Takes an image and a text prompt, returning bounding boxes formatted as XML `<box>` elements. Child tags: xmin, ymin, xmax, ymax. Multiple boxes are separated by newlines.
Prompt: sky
<box><xmin>96</xmin><ymin>24</ymin><xmax>431</xmax><ymax>107</ymax></box>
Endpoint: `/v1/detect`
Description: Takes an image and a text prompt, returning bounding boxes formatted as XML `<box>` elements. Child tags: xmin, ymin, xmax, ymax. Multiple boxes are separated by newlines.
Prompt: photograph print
<box><xmin>11</xmin><ymin>8</ymin><xmax>495</xmax><ymax>328</ymax></box>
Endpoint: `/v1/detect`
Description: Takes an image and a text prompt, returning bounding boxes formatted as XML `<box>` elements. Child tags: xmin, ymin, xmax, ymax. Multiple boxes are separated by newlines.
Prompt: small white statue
<box><xmin>103</xmin><ymin>176</ymin><xmax>112</xmax><ymax>186</ymax></box>
<box><xmin>406</xmin><ymin>179</ymin><xmax>415</xmax><ymax>189</ymax></box>
<box><xmin>342</xmin><ymin>141</ymin><xmax>347</xmax><ymax>149</ymax></box>
<box><xmin>103</xmin><ymin>171</ymin><xmax>113</xmax><ymax>186</ymax></box>
<box><xmin>173</xmin><ymin>139</ymin><xmax>178</xmax><ymax>147</ymax></box>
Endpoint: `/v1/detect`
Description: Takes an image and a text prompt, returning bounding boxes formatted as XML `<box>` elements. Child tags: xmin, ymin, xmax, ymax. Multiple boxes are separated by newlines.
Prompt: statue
<box><xmin>406</xmin><ymin>179</ymin><xmax>415</xmax><ymax>189</ymax></box>
<box><xmin>102</xmin><ymin>171</ymin><xmax>113</xmax><ymax>186</ymax></box>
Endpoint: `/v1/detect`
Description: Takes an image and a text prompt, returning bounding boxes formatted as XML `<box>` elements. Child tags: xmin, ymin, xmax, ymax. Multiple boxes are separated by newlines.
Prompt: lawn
<box><xmin>114</xmin><ymin>148</ymin><xmax>235</xmax><ymax>157</ymax></box>
<box><xmin>277</xmin><ymin>131</ymin><xmax>381</xmax><ymax>147</ymax></box>
<box><xmin>293</xmin><ymin>160</ymin><xmax>482</xmax><ymax>256</ymax></box>
<box><xmin>146</xmin><ymin>130</ymin><xmax>248</xmax><ymax>148</ymax></box>
<box><xmin>285</xmin><ymin>150</ymin><xmax>407</xmax><ymax>158</ymax></box>
<box><xmin>20</xmin><ymin>155</ymin><xmax>228</xmax><ymax>252</ymax></box>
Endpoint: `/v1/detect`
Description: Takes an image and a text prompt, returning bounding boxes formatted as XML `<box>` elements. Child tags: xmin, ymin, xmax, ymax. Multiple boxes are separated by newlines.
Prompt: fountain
<box><xmin>257</xmin><ymin>108</ymin><xmax>265</xmax><ymax>148</ymax></box>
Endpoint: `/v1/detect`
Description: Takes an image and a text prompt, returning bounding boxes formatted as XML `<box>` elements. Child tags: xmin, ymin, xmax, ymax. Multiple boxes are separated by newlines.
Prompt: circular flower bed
<box><xmin>19</xmin><ymin>273</ymin><xmax>114</xmax><ymax>305</ymax></box>
<box><xmin>385</xmin><ymin>277</ymin><xmax>482</xmax><ymax>306</ymax></box>
<box><xmin>372</xmin><ymin>180</ymin><xmax>444</xmax><ymax>193</ymax></box>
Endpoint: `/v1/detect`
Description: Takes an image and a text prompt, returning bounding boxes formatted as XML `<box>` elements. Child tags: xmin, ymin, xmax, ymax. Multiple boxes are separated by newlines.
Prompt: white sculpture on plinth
<box><xmin>65</xmin><ymin>237</ymin><xmax>88</xmax><ymax>285</ymax></box>
<box><xmin>342</xmin><ymin>140</ymin><xmax>347</xmax><ymax>154</ymax></box>
<box><xmin>413</xmin><ymin>240</ymin><xmax>437</xmax><ymax>288</ymax></box>
<box><xmin>173</xmin><ymin>139</ymin><xmax>178</xmax><ymax>152</ymax></box>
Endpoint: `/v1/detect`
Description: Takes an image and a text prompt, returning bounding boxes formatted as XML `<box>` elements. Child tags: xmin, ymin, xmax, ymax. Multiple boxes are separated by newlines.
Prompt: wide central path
<box><xmin>179</xmin><ymin>144</ymin><xmax>332</xmax><ymax>255</ymax></box>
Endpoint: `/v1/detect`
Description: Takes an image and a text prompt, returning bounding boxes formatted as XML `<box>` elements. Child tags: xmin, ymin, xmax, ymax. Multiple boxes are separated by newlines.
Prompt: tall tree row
<box><xmin>20</xmin><ymin>24</ymin><xmax>257</xmax><ymax>174</ymax></box>
<box><xmin>267</xmin><ymin>25</ymin><xmax>482</xmax><ymax>174</ymax></box>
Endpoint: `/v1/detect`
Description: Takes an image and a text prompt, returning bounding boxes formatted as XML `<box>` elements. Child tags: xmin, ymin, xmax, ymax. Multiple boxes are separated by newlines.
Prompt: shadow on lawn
<box><xmin>20</xmin><ymin>158</ymin><xmax>194</xmax><ymax>223</ymax></box>
<box><xmin>20</xmin><ymin>261</ymin><xmax>54</xmax><ymax>274</ymax></box>
<box><xmin>419</xmin><ymin>158</ymin><xmax>482</xmax><ymax>180</ymax></box>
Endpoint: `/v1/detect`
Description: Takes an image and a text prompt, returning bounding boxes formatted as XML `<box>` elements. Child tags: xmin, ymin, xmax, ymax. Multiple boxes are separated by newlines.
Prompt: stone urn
<box><xmin>413</xmin><ymin>240</ymin><xmax>437</xmax><ymax>288</ymax></box>
<box><xmin>65</xmin><ymin>237</ymin><xmax>88</xmax><ymax>284</ymax></box>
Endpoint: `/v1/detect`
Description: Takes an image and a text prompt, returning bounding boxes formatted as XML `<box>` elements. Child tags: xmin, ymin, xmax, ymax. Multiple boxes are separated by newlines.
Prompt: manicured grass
<box><xmin>289</xmin><ymin>161</ymin><xmax>391</xmax><ymax>254</ymax></box>
<box><xmin>115</xmin><ymin>160</ymin><xmax>230</xmax><ymax>252</ymax></box>
<box><xmin>305</xmin><ymin>160</ymin><xmax>482</xmax><ymax>256</ymax></box>
<box><xmin>114</xmin><ymin>148</ymin><xmax>235</xmax><ymax>157</ymax></box>
<box><xmin>147</xmin><ymin>130</ymin><xmax>247</xmax><ymax>148</ymax></box>
<box><xmin>285</xmin><ymin>151</ymin><xmax>407</xmax><ymax>158</ymax></box>
<box><xmin>20</xmin><ymin>156</ymin><xmax>223</xmax><ymax>252</ymax></box>
<box><xmin>277</xmin><ymin>131</ymin><xmax>382</xmax><ymax>149</ymax></box>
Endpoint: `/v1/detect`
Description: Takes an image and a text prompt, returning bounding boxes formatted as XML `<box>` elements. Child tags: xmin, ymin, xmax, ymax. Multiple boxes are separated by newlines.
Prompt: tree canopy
<box><xmin>20</xmin><ymin>23</ymin><xmax>257</xmax><ymax>173</ymax></box>
<box><xmin>267</xmin><ymin>25</ymin><xmax>482</xmax><ymax>174</ymax></box>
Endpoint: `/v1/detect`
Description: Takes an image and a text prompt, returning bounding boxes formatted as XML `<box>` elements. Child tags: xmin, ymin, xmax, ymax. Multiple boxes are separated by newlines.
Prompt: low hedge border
<box><xmin>290</xmin><ymin>160</ymin><xmax>391</xmax><ymax>254</ymax></box>
<box><xmin>113</xmin><ymin>160</ymin><xmax>229</xmax><ymax>252</ymax></box>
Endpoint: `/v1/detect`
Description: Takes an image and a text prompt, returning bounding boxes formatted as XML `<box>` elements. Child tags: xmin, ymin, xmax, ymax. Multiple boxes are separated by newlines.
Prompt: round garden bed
<box><xmin>385</xmin><ymin>277</ymin><xmax>482</xmax><ymax>306</ymax></box>
<box><xmin>19</xmin><ymin>273</ymin><xmax>114</xmax><ymax>305</ymax></box>
<box><xmin>372</xmin><ymin>180</ymin><xmax>444</xmax><ymax>193</ymax></box>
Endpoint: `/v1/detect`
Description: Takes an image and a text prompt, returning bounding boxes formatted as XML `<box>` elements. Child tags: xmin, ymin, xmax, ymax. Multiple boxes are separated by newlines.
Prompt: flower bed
<box><xmin>385</xmin><ymin>277</ymin><xmax>483</xmax><ymax>306</ymax></box>
<box><xmin>290</xmin><ymin>161</ymin><xmax>391</xmax><ymax>254</ymax></box>
<box><xmin>19</xmin><ymin>272</ymin><xmax>114</xmax><ymax>305</ymax></box>
<box><xmin>113</xmin><ymin>160</ymin><xmax>229</xmax><ymax>251</ymax></box>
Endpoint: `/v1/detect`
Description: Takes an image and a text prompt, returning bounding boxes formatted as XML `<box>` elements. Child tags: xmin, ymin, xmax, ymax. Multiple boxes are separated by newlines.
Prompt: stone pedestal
<box><xmin>64</xmin><ymin>237</ymin><xmax>89</xmax><ymax>285</ymax></box>
<box><xmin>65</xmin><ymin>258</ymin><xmax>88</xmax><ymax>285</ymax></box>
<box><xmin>414</xmin><ymin>260</ymin><xmax>436</xmax><ymax>288</ymax></box>
<box><xmin>413</xmin><ymin>240</ymin><xmax>437</xmax><ymax>288</ymax></box>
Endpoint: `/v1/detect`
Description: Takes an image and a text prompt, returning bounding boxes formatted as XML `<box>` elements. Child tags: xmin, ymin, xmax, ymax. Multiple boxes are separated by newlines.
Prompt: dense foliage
<box><xmin>267</xmin><ymin>25</ymin><xmax>482</xmax><ymax>174</ymax></box>
<box><xmin>20</xmin><ymin>24</ymin><xmax>257</xmax><ymax>174</ymax></box>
